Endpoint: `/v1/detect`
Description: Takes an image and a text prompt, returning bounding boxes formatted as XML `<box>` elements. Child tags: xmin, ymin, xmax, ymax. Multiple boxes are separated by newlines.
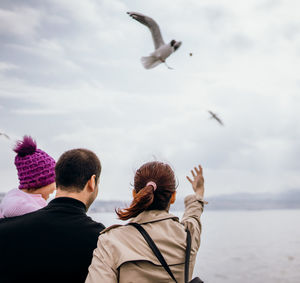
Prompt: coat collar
<box><xmin>129</xmin><ymin>209</ymin><xmax>179</xmax><ymax>225</ymax></box>
<box><xmin>100</xmin><ymin>210</ymin><xmax>180</xmax><ymax>235</ymax></box>
<box><xmin>47</xmin><ymin>197</ymin><xmax>87</xmax><ymax>213</ymax></box>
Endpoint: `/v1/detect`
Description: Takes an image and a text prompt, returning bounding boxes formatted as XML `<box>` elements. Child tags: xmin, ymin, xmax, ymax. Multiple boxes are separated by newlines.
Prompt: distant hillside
<box><xmin>89</xmin><ymin>200</ymin><xmax>128</xmax><ymax>213</ymax></box>
<box><xmin>89</xmin><ymin>189</ymin><xmax>300</xmax><ymax>212</ymax></box>
<box><xmin>168</xmin><ymin>189</ymin><xmax>300</xmax><ymax>211</ymax></box>
<box><xmin>205</xmin><ymin>190</ymin><xmax>300</xmax><ymax>210</ymax></box>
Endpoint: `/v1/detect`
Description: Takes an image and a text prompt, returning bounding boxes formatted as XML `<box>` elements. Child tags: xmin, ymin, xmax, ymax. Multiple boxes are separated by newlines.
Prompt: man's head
<box><xmin>55</xmin><ymin>148</ymin><xmax>101</xmax><ymax>209</ymax></box>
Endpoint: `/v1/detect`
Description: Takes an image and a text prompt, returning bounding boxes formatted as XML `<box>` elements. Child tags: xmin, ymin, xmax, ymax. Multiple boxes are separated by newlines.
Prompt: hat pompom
<box><xmin>14</xmin><ymin>136</ymin><xmax>37</xmax><ymax>157</ymax></box>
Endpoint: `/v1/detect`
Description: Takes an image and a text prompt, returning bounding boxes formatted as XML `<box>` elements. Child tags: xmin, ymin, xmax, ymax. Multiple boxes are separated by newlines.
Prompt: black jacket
<box><xmin>0</xmin><ymin>197</ymin><xmax>105</xmax><ymax>283</ymax></box>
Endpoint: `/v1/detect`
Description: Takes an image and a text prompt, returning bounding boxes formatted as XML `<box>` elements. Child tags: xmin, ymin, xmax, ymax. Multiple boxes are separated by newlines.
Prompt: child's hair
<box><xmin>116</xmin><ymin>161</ymin><xmax>176</xmax><ymax>220</ymax></box>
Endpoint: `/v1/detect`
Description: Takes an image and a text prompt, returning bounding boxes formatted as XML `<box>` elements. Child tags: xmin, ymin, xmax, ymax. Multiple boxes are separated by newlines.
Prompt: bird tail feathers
<box><xmin>141</xmin><ymin>56</ymin><xmax>162</xmax><ymax>69</ymax></box>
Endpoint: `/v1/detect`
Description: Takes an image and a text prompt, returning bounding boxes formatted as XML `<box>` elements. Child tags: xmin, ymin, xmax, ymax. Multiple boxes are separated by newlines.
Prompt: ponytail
<box><xmin>116</xmin><ymin>184</ymin><xmax>155</xmax><ymax>220</ymax></box>
<box><xmin>116</xmin><ymin>161</ymin><xmax>176</xmax><ymax>221</ymax></box>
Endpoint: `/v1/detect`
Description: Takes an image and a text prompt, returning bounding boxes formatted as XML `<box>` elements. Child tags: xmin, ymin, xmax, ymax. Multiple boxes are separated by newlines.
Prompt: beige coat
<box><xmin>86</xmin><ymin>194</ymin><xmax>204</xmax><ymax>283</ymax></box>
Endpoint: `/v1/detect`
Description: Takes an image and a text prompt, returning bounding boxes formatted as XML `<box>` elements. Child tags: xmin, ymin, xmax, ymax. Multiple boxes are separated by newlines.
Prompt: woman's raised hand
<box><xmin>186</xmin><ymin>165</ymin><xmax>205</xmax><ymax>198</ymax></box>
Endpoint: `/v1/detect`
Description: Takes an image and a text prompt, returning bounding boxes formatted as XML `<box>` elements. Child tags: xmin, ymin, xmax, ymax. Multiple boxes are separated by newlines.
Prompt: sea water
<box><xmin>88</xmin><ymin>209</ymin><xmax>300</xmax><ymax>283</ymax></box>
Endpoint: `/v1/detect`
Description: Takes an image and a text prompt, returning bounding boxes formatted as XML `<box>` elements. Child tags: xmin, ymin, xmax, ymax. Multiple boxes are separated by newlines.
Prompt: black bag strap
<box><xmin>185</xmin><ymin>229</ymin><xmax>192</xmax><ymax>283</ymax></box>
<box><xmin>185</xmin><ymin>230</ymin><xmax>204</xmax><ymax>283</ymax></box>
<box><xmin>128</xmin><ymin>222</ymin><xmax>178</xmax><ymax>283</ymax></box>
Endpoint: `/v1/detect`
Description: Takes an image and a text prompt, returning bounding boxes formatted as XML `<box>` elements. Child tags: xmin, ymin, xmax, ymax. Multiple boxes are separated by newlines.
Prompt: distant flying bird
<box><xmin>0</xmin><ymin>132</ymin><xmax>10</xmax><ymax>139</ymax></box>
<box><xmin>127</xmin><ymin>11</ymin><xmax>182</xmax><ymax>70</ymax></box>
<box><xmin>208</xmin><ymin>111</ymin><xmax>224</xmax><ymax>126</ymax></box>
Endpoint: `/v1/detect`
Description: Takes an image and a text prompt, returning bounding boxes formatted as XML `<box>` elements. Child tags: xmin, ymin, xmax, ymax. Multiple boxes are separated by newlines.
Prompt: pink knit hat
<box><xmin>14</xmin><ymin>136</ymin><xmax>56</xmax><ymax>190</ymax></box>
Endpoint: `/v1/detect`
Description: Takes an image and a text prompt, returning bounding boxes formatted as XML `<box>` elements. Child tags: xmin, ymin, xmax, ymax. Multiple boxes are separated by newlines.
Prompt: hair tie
<box><xmin>146</xmin><ymin>181</ymin><xmax>157</xmax><ymax>191</ymax></box>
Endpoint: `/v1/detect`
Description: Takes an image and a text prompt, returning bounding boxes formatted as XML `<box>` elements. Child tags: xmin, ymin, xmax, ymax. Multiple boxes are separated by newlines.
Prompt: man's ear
<box><xmin>170</xmin><ymin>191</ymin><xmax>176</xmax><ymax>204</ymax></box>
<box><xmin>87</xmin><ymin>175</ymin><xmax>97</xmax><ymax>192</ymax></box>
<box><xmin>93</xmin><ymin>175</ymin><xmax>98</xmax><ymax>188</ymax></box>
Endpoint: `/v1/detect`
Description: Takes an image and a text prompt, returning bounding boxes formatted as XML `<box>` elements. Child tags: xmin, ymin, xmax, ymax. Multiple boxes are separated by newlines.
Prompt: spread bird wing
<box><xmin>214</xmin><ymin>116</ymin><xmax>224</xmax><ymax>126</ymax></box>
<box><xmin>0</xmin><ymin>132</ymin><xmax>10</xmax><ymax>139</ymax></box>
<box><xmin>208</xmin><ymin>111</ymin><xmax>224</xmax><ymax>126</ymax></box>
<box><xmin>127</xmin><ymin>12</ymin><xmax>165</xmax><ymax>50</ymax></box>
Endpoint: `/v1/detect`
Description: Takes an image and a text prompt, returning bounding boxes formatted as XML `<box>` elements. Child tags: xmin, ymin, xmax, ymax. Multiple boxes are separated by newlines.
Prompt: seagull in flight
<box><xmin>127</xmin><ymin>12</ymin><xmax>182</xmax><ymax>70</ymax></box>
<box><xmin>0</xmin><ymin>132</ymin><xmax>10</xmax><ymax>139</ymax></box>
<box><xmin>208</xmin><ymin>110</ymin><xmax>224</xmax><ymax>126</ymax></box>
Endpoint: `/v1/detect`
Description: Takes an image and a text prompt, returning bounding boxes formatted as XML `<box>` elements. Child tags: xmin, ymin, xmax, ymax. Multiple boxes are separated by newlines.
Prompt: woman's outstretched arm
<box><xmin>181</xmin><ymin>165</ymin><xmax>206</xmax><ymax>252</ymax></box>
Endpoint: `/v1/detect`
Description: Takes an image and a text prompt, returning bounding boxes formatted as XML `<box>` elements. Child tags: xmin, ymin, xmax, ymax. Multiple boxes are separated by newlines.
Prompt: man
<box><xmin>0</xmin><ymin>148</ymin><xmax>105</xmax><ymax>283</ymax></box>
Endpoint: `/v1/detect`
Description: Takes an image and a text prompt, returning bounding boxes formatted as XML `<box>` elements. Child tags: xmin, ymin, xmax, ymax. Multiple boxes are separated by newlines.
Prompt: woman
<box><xmin>0</xmin><ymin>136</ymin><xmax>56</xmax><ymax>218</ymax></box>
<box><xmin>86</xmin><ymin>161</ymin><xmax>206</xmax><ymax>282</ymax></box>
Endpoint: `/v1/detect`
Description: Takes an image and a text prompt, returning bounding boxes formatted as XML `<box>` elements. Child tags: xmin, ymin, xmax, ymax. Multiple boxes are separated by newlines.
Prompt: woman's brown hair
<box><xmin>116</xmin><ymin>161</ymin><xmax>176</xmax><ymax>220</ymax></box>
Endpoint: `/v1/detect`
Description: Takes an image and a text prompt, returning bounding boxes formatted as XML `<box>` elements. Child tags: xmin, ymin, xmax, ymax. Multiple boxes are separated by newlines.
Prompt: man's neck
<box><xmin>55</xmin><ymin>189</ymin><xmax>87</xmax><ymax>207</ymax></box>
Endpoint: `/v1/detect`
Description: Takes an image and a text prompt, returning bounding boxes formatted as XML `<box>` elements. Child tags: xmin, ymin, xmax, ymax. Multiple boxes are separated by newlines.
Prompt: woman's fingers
<box><xmin>186</xmin><ymin>176</ymin><xmax>193</xmax><ymax>184</ymax></box>
<box><xmin>194</xmin><ymin>167</ymin><xmax>199</xmax><ymax>174</ymax></box>
<box><xmin>198</xmin><ymin>165</ymin><xmax>202</xmax><ymax>175</ymax></box>
<box><xmin>191</xmin><ymin>170</ymin><xmax>196</xmax><ymax>178</ymax></box>
<box><xmin>187</xmin><ymin>165</ymin><xmax>204</xmax><ymax>196</ymax></box>
<box><xmin>188</xmin><ymin>165</ymin><xmax>203</xmax><ymax>184</ymax></box>
<box><xmin>194</xmin><ymin>165</ymin><xmax>202</xmax><ymax>175</ymax></box>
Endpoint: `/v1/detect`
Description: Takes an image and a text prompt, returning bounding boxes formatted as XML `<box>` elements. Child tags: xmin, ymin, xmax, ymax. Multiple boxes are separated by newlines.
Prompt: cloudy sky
<box><xmin>0</xmin><ymin>0</ymin><xmax>299</xmax><ymax>200</ymax></box>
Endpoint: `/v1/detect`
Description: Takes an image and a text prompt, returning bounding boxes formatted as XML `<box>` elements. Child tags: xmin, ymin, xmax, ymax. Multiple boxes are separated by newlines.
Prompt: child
<box><xmin>0</xmin><ymin>136</ymin><xmax>56</xmax><ymax>218</ymax></box>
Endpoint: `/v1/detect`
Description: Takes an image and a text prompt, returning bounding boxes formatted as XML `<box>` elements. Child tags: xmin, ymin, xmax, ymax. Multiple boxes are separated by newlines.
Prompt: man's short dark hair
<box><xmin>55</xmin><ymin>148</ymin><xmax>101</xmax><ymax>192</ymax></box>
